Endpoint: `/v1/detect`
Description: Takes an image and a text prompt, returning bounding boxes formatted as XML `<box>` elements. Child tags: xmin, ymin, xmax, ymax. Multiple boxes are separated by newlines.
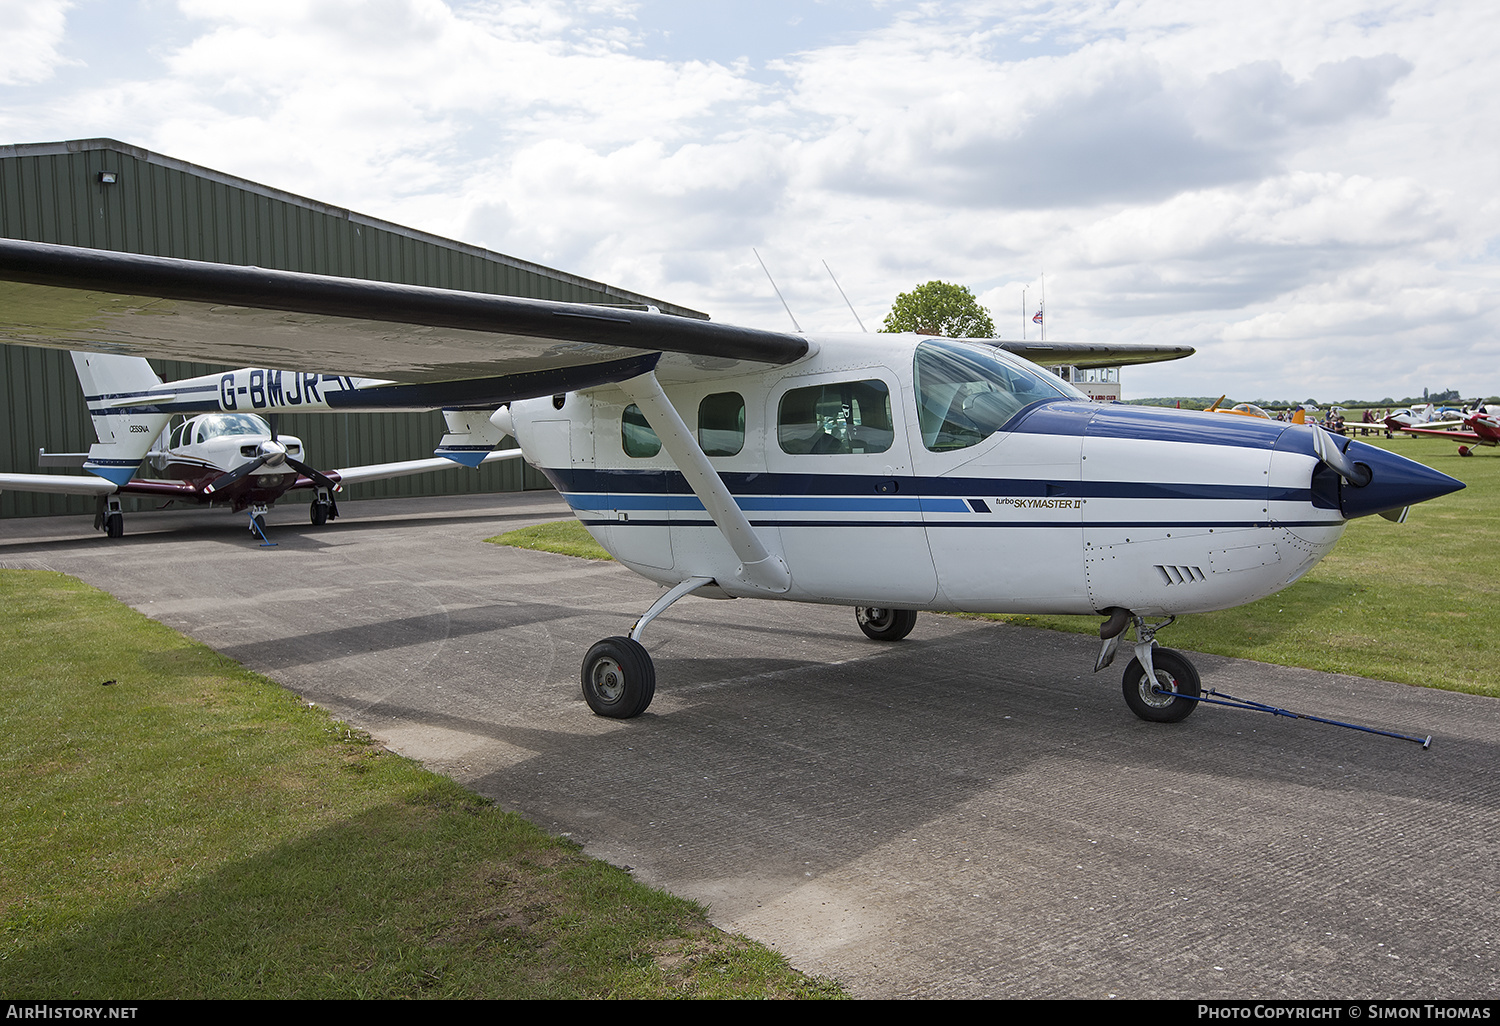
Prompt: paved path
<box><xmin>3</xmin><ymin>494</ymin><xmax>1496</xmax><ymax>999</ymax></box>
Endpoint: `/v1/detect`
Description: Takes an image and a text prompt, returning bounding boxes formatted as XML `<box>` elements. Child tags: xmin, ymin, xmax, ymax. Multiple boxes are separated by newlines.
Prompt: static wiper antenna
<box><xmin>753</xmin><ymin>248</ymin><xmax>802</xmax><ymax>332</ymax></box>
<box><xmin>823</xmin><ymin>260</ymin><xmax>867</xmax><ymax>332</ymax></box>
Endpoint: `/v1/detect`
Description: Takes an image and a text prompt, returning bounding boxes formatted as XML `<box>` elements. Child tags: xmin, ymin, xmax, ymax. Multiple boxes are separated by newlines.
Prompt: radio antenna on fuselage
<box><xmin>822</xmin><ymin>260</ymin><xmax>867</xmax><ymax>332</ymax></box>
<box><xmin>753</xmin><ymin>248</ymin><xmax>802</xmax><ymax>332</ymax></box>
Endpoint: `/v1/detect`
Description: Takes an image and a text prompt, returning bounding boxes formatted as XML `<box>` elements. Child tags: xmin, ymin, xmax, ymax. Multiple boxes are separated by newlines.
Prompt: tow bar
<box><xmin>1154</xmin><ymin>685</ymin><xmax>1432</xmax><ymax>748</ymax></box>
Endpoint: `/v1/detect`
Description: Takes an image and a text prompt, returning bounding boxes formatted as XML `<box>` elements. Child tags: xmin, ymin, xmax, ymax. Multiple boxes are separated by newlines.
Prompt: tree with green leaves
<box><xmin>880</xmin><ymin>281</ymin><xmax>996</xmax><ymax>338</ymax></box>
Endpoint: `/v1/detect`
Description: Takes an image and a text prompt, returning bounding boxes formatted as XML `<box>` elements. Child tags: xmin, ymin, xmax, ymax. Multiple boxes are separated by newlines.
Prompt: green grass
<box><xmin>490</xmin><ymin>437</ymin><xmax>1498</xmax><ymax>698</ymax></box>
<box><xmin>489</xmin><ymin>520</ymin><xmax>614</xmax><ymax>560</ymax></box>
<box><xmin>0</xmin><ymin>571</ymin><xmax>842</xmax><ymax>999</ymax></box>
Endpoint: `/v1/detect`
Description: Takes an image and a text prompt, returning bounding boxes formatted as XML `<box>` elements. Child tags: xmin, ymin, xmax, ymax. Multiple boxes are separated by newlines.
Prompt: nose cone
<box><xmin>1337</xmin><ymin>439</ymin><xmax>1464</xmax><ymax>519</ymax></box>
<box><xmin>259</xmin><ymin>439</ymin><xmax>288</xmax><ymax>468</ymax></box>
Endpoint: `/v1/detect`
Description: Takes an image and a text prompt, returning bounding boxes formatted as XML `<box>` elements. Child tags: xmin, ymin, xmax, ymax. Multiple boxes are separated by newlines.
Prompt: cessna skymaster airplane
<box><xmin>0</xmin><ymin>239</ymin><xmax>1465</xmax><ymax>724</ymax></box>
<box><xmin>0</xmin><ymin>351</ymin><xmax>523</xmax><ymax>537</ymax></box>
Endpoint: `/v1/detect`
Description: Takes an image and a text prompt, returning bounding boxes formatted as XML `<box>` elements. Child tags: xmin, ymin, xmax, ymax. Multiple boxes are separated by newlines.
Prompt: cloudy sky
<box><xmin>3</xmin><ymin>0</ymin><xmax>1496</xmax><ymax>401</ymax></box>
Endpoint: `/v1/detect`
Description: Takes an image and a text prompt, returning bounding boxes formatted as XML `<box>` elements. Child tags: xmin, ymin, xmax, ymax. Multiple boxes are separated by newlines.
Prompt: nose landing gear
<box><xmin>1095</xmin><ymin>608</ymin><xmax>1201</xmax><ymax>723</ymax></box>
<box><xmin>1120</xmin><ymin>647</ymin><xmax>1201</xmax><ymax>723</ymax></box>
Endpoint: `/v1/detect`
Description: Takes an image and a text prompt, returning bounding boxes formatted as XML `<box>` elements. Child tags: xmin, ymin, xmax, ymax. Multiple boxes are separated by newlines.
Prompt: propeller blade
<box><xmin>1310</xmin><ymin>425</ymin><xmax>1372</xmax><ymax>488</ymax></box>
<box><xmin>204</xmin><ymin>454</ymin><xmax>269</xmax><ymax>495</ymax></box>
<box><xmin>286</xmin><ymin>457</ymin><xmax>337</xmax><ymax>492</ymax></box>
<box><xmin>269</xmin><ymin>413</ymin><xmax>279</xmax><ymax>443</ymax></box>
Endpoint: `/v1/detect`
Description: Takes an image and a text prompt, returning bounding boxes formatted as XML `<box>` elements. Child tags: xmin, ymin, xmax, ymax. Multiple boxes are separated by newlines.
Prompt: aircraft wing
<box><xmin>316</xmin><ymin>447</ymin><xmax>527</xmax><ymax>489</ymax></box>
<box><xmin>1384</xmin><ymin>420</ymin><xmax>1480</xmax><ymax>442</ymax></box>
<box><xmin>0</xmin><ymin>239</ymin><xmax>809</xmax><ymax>397</ymax></box>
<box><xmin>0</xmin><ymin>240</ymin><xmax>1192</xmax><ymax>394</ymax></box>
<box><xmin>0</xmin><ymin>472</ymin><xmax>121</xmax><ymax>497</ymax></box>
<box><xmin>998</xmin><ymin>340</ymin><xmax>1195</xmax><ymax>368</ymax></box>
<box><xmin>0</xmin><ymin>473</ymin><xmax>209</xmax><ymax>499</ymax></box>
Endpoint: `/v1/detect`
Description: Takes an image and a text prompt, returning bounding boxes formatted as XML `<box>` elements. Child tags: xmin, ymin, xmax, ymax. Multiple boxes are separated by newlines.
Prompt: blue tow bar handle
<box><xmin>1153</xmin><ymin>686</ymin><xmax>1431</xmax><ymax>748</ymax></box>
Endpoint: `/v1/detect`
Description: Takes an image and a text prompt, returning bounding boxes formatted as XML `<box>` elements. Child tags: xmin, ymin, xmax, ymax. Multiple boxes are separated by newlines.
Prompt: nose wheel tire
<box><xmin>1121</xmin><ymin>647</ymin><xmax>1201</xmax><ymax>723</ymax></box>
<box><xmin>581</xmin><ymin>636</ymin><xmax>656</xmax><ymax>718</ymax></box>
<box><xmin>855</xmin><ymin>607</ymin><xmax>918</xmax><ymax>642</ymax></box>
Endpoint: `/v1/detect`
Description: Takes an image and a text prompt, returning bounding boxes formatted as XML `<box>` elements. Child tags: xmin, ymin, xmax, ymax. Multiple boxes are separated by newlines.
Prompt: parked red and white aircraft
<box><xmin>1385</xmin><ymin>410</ymin><xmax>1500</xmax><ymax>457</ymax></box>
<box><xmin>0</xmin><ymin>352</ymin><xmax>521</xmax><ymax>537</ymax></box>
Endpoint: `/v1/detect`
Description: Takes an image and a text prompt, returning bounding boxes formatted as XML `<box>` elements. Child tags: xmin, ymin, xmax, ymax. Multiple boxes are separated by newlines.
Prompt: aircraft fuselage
<box><xmin>508</xmin><ymin>334</ymin><xmax>1450</xmax><ymax>619</ymax></box>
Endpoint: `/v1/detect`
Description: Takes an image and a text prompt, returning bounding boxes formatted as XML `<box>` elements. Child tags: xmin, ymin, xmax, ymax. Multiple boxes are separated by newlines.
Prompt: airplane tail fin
<box><xmin>71</xmin><ymin>352</ymin><xmax>169</xmax><ymax>486</ymax></box>
<box><xmin>435</xmin><ymin>408</ymin><xmax>511</xmax><ymax>467</ymax></box>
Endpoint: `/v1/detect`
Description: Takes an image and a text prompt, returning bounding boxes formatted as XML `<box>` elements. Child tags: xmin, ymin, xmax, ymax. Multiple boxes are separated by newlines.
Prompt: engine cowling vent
<box><xmin>1155</xmin><ymin>564</ymin><xmax>1206</xmax><ymax>586</ymax></box>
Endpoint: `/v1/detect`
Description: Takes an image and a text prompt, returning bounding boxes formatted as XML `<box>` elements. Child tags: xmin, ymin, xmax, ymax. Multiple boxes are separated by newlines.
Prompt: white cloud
<box><xmin>0</xmin><ymin>0</ymin><xmax>73</xmax><ymax>85</ymax></box>
<box><xmin>0</xmin><ymin>0</ymin><xmax>1496</xmax><ymax>401</ymax></box>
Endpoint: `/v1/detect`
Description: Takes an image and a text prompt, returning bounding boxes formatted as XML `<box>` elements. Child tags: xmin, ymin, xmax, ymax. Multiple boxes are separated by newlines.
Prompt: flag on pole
<box><xmin>1033</xmin><ymin>309</ymin><xmax>1044</xmax><ymax>324</ymax></box>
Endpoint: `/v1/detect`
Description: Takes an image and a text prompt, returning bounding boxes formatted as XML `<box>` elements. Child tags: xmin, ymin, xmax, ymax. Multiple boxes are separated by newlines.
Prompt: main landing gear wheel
<box><xmin>104</xmin><ymin>512</ymin><xmax>124</xmax><ymax>539</ymax></box>
<box><xmin>581</xmin><ymin>636</ymin><xmax>656</xmax><ymax>718</ymax></box>
<box><xmin>855</xmin><ymin>607</ymin><xmax>918</xmax><ymax>642</ymax></box>
<box><xmin>310</xmin><ymin>500</ymin><xmax>331</xmax><ymax>526</ymax></box>
<box><xmin>1121</xmin><ymin>647</ymin><xmax>1202</xmax><ymax>723</ymax></box>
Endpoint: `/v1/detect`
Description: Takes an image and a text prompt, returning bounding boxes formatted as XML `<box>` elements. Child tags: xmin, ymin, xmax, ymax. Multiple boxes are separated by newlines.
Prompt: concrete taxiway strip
<box><xmin>3</xmin><ymin>492</ymin><xmax>1497</xmax><ymax>999</ymax></box>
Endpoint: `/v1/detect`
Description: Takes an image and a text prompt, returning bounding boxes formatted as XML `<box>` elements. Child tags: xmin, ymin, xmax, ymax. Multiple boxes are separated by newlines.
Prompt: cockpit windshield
<box><xmin>914</xmin><ymin>339</ymin><xmax>1085</xmax><ymax>451</ymax></box>
<box><xmin>193</xmin><ymin>413</ymin><xmax>271</xmax><ymax>444</ymax></box>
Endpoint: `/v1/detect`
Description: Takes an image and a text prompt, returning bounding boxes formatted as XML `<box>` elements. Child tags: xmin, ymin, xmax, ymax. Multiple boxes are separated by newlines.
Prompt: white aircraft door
<box><xmin>764</xmin><ymin>368</ymin><xmax>938</xmax><ymax>605</ymax></box>
<box><xmin>573</xmin><ymin>394</ymin><xmax>675</xmax><ymax>572</ymax></box>
<box><xmin>906</xmin><ymin>339</ymin><xmax>1090</xmax><ymax>613</ymax></box>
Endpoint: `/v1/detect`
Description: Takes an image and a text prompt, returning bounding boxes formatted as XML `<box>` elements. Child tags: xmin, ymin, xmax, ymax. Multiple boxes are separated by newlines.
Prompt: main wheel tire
<box><xmin>581</xmin><ymin>636</ymin><xmax>656</xmax><ymax>718</ymax></box>
<box><xmin>104</xmin><ymin>512</ymin><xmax>124</xmax><ymax>539</ymax></box>
<box><xmin>855</xmin><ymin>607</ymin><xmax>918</xmax><ymax>642</ymax></box>
<box><xmin>1121</xmin><ymin>647</ymin><xmax>1201</xmax><ymax>723</ymax></box>
<box><xmin>310</xmin><ymin>500</ymin><xmax>329</xmax><ymax>526</ymax></box>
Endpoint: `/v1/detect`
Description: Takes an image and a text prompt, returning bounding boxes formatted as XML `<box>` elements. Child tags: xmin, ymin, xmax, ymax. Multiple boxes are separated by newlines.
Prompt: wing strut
<box><xmin>617</xmin><ymin>371</ymin><xmax>791</xmax><ymax>593</ymax></box>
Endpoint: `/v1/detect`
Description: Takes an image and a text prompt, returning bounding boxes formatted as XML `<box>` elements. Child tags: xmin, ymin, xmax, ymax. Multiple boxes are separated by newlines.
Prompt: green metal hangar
<box><xmin>0</xmin><ymin>138</ymin><xmax>704</xmax><ymax>520</ymax></box>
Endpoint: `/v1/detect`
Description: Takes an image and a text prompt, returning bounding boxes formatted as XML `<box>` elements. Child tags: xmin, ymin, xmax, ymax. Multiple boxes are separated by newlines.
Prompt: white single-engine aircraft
<box><xmin>0</xmin><ymin>351</ymin><xmax>523</xmax><ymax>537</ymax></box>
<box><xmin>0</xmin><ymin>239</ymin><xmax>1464</xmax><ymax>724</ymax></box>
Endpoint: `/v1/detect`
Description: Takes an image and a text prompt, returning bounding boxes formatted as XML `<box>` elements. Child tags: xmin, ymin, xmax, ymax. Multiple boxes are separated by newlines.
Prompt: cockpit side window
<box><xmin>622</xmin><ymin>404</ymin><xmax>662</xmax><ymax>458</ymax></box>
<box><xmin>777</xmin><ymin>379</ymin><xmax>893</xmax><ymax>455</ymax></box>
<box><xmin>913</xmin><ymin>339</ymin><xmax>1081</xmax><ymax>451</ymax></box>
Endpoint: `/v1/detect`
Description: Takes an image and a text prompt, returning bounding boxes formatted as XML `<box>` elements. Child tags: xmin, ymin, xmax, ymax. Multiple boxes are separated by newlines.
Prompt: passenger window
<box><xmin>698</xmin><ymin>392</ymin><xmax>745</xmax><ymax>457</ymax></box>
<box><xmin>622</xmin><ymin>404</ymin><xmax>662</xmax><ymax>458</ymax></box>
<box><xmin>777</xmin><ymin>380</ymin><xmax>893</xmax><ymax>455</ymax></box>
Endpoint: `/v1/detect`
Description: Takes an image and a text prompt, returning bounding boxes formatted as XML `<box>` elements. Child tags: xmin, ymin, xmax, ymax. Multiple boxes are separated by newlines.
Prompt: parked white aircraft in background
<box><xmin>0</xmin><ymin>351</ymin><xmax>522</xmax><ymax>537</ymax></box>
<box><xmin>0</xmin><ymin>240</ymin><xmax>1465</xmax><ymax>725</ymax></box>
